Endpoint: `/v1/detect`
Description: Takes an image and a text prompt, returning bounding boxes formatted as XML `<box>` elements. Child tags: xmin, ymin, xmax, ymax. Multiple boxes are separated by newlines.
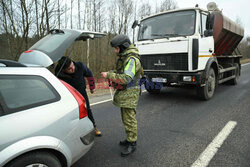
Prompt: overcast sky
<box><xmin>174</xmin><ymin>0</ymin><xmax>250</xmax><ymax>37</ymax></box>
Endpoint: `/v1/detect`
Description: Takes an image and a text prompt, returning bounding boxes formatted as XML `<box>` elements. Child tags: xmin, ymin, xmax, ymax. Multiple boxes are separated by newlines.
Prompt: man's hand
<box><xmin>101</xmin><ymin>72</ymin><xmax>108</xmax><ymax>78</ymax></box>
<box><xmin>90</xmin><ymin>89</ymin><xmax>95</xmax><ymax>94</ymax></box>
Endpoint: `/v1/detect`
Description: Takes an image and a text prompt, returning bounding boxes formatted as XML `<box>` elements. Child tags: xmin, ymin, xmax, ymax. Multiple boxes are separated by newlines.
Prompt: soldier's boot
<box><xmin>121</xmin><ymin>142</ymin><xmax>136</xmax><ymax>157</ymax></box>
<box><xmin>94</xmin><ymin>126</ymin><xmax>102</xmax><ymax>137</ymax></box>
<box><xmin>119</xmin><ymin>139</ymin><xmax>129</xmax><ymax>147</ymax></box>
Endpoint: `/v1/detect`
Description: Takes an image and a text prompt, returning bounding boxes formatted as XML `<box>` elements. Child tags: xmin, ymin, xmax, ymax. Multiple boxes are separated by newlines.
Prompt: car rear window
<box><xmin>30</xmin><ymin>32</ymin><xmax>72</xmax><ymax>53</ymax></box>
<box><xmin>0</xmin><ymin>75</ymin><xmax>60</xmax><ymax>115</ymax></box>
<box><xmin>29</xmin><ymin>30</ymin><xmax>76</xmax><ymax>62</ymax></box>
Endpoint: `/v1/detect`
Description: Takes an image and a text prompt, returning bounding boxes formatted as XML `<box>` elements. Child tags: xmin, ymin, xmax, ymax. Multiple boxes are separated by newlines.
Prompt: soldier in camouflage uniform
<box><xmin>101</xmin><ymin>34</ymin><xmax>141</xmax><ymax>157</ymax></box>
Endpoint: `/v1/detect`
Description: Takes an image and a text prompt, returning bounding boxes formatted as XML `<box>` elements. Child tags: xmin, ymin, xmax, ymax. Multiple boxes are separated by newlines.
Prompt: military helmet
<box><xmin>110</xmin><ymin>34</ymin><xmax>131</xmax><ymax>48</ymax></box>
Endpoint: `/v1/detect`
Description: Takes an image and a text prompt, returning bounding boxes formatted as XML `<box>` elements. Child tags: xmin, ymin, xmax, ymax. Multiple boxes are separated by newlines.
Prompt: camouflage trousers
<box><xmin>121</xmin><ymin>107</ymin><xmax>137</xmax><ymax>142</ymax></box>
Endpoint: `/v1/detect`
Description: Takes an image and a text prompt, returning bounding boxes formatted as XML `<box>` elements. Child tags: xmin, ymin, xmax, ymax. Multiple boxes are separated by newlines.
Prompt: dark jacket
<box><xmin>55</xmin><ymin>62</ymin><xmax>95</xmax><ymax>95</ymax></box>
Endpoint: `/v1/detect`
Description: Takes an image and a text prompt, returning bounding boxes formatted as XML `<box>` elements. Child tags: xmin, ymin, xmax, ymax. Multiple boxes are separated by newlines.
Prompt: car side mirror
<box><xmin>204</xmin><ymin>29</ymin><xmax>214</xmax><ymax>37</ymax></box>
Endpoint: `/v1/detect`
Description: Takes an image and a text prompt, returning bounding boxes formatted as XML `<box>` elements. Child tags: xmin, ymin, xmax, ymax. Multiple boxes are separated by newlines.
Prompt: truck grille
<box><xmin>141</xmin><ymin>53</ymin><xmax>188</xmax><ymax>71</ymax></box>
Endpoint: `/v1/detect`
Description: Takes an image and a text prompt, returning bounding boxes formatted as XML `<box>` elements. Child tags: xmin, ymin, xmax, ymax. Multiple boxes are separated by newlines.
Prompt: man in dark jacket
<box><xmin>55</xmin><ymin>56</ymin><xmax>101</xmax><ymax>136</ymax></box>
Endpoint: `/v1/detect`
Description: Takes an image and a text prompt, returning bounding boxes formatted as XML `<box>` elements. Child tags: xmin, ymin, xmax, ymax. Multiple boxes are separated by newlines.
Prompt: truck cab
<box><xmin>133</xmin><ymin>2</ymin><xmax>244</xmax><ymax>100</ymax></box>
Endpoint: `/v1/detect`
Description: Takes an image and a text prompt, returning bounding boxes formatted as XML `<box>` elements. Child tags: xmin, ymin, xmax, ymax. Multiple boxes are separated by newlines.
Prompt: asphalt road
<box><xmin>73</xmin><ymin>64</ymin><xmax>250</xmax><ymax>167</ymax></box>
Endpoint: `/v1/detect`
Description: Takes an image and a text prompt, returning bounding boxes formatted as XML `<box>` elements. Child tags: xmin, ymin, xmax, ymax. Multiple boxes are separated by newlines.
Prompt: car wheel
<box><xmin>197</xmin><ymin>68</ymin><xmax>216</xmax><ymax>100</ymax></box>
<box><xmin>5</xmin><ymin>151</ymin><xmax>62</xmax><ymax>167</ymax></box>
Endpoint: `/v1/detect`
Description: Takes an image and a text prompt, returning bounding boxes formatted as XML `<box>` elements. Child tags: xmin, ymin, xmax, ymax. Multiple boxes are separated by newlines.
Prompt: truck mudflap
<box><xmin>144</xmin><ymin>71</ymin><xmax>205</xmax><ymax>87</ymax></box>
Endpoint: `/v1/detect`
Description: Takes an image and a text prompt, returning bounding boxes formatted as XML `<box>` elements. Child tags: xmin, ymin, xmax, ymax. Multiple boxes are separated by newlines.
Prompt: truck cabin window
<box><xmin>138</xmin><ymin>10</ymin><xmax>196</xmax><ymax>41</ymax></box>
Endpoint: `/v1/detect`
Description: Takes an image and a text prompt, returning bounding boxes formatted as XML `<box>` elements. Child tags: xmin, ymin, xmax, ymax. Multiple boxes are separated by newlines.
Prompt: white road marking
<box><xmin>191</xmin><ymin>121</ymin><xmax>237</xmax><ymax>167</ymax></box>
<box><xmin>242</xmin><ymin>63</ymin><xmax>250</xmax><ymax>67</ymax></box>
<box><xmin>90</xmin><ymin>89</ymin><xmax>147</xmax><ymax>106</ymax></box>
<box><xmin>90</xmin><ymin>99</ymin><xmax>112</xmax><ymax>106</ymax></box>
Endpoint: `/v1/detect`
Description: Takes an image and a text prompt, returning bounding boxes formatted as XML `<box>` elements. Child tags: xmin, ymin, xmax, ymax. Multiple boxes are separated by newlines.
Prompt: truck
<box><xmin>132</xmin><ymin>2</ymin><xmax>244</xmax><ymax>100</ymax></box>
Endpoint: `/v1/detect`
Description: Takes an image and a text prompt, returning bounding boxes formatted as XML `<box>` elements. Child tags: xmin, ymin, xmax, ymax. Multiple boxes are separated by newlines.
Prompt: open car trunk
<box><xmin>18</xmin><ymin>29</ymin><xmax>106</xmax><ymax>67</ymax></box>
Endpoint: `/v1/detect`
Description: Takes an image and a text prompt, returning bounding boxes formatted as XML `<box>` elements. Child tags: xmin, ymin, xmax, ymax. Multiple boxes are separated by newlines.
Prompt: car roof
<box><xmin>18</xmin><ymin>29</ymin><xmax>106</xmax><ymax>67</ymax></box>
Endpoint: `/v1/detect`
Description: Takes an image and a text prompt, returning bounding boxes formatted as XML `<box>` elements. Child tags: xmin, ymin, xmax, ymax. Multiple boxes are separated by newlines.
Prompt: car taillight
<box><xmin>60</xmin><ymin>80</ymin><xmax>88</xmax><ymax>119</ymax></box>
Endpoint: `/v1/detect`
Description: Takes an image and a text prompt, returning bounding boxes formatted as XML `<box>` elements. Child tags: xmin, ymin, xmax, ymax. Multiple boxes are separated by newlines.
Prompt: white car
<box><xmin>0</xmin><ymin>29</ymin><xmax>106</xmax><ymax>167</ymax></box>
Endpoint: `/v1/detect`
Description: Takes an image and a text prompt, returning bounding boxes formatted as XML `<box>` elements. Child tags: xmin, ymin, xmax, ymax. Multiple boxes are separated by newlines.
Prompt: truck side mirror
<box><xmin>206</xmin><ymin>13</ymin><xmax>214</xmax><ymax>30</ymax></box>
<box><xmin>132</xmin><ymin>20</ymin><xmax>139</xmax><ymax>29</ymax></box>
<box><xmin>204</xmin><ymin>29</ymin><xmax>213</xmax><ymax>37</ymax></box>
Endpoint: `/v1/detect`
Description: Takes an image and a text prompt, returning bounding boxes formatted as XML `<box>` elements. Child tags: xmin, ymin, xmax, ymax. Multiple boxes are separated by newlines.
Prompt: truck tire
<box><xmin>228</xmin><ymin>63</ymin><xmax>240</xmax><ymax>85</ymax></box>
<box><xmin>144</xmin><ymin>80</ymin><xmax>161</xmax><ymax>94</ymax></box>
<box><xmin>5</xmin><ymin>151</ymin><xmax>62</xmax><ymax>167</ymax></box>
<box><xmin>197</xmin><ymin>68</ymin><xmax>216</xmax><ymax>100</ymax></box>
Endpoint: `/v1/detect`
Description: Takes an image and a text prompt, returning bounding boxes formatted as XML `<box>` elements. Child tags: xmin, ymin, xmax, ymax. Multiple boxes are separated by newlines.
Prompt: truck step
<box><xmin>219</xmin><ymin>66</ymin><xmax>236</xmax><ymax>73</ymax></box>
<box><xmin>219</xmin><ymin>75</ymin><xmax>236</xmax><ymax>84</ymax></box>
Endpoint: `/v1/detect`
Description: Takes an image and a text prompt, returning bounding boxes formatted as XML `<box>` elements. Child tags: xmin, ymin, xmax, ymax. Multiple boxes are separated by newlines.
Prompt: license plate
<box><xmin>152</xmin><ymin>78</ymin><xmax>167</xmax><ymax>83</ymax></box>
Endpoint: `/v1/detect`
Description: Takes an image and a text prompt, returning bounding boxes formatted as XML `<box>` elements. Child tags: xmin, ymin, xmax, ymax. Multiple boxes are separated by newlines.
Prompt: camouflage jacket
<box><xmin>107</xmin><ymin>44</ymin><xmax>141</xmax><ymax>108</ymax></box>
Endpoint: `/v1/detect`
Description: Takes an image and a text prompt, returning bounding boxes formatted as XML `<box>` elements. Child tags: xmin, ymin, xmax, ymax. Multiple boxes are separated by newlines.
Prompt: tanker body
<box><xmin>212</xmin><ymin>12</ymin><xmax>244</xmax><ymax>56</ymax></box>
<box><xmin>132</xmin><ymin>2</ymin><xmax>244</xmax><ymax>100</ymax></box>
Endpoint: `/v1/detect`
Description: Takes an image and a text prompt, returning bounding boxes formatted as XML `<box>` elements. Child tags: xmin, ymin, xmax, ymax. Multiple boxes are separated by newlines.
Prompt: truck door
<box><xmin>199</xmin><ymin>13</ymin><xmax>214</xmax><ymax>70</ymax></box>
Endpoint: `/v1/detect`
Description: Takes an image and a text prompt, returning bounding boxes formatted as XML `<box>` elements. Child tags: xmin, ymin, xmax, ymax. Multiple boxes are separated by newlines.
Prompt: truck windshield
<box><xmin>138</xmin><ymin>10</ymin><xmax>196</xmax><ymax>41</ymax></box>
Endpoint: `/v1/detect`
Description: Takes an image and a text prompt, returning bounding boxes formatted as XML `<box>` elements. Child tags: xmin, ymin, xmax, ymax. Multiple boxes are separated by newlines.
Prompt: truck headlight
<box><xmin>183</xmin><ymin>76</ymin><xmax>192</xmax><ymax>82</ymax></box>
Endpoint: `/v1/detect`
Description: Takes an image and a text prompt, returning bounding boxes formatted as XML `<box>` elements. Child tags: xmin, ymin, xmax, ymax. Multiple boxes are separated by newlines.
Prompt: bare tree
<box><xmin>65</xmin><ymin>0</ymin><xmax>67</xmax><ymax>28</ymax></box>
<box><xmin>38</xmin><ymin>0</ymin><xmax>57</xmax><ymax>37</ymax></box>
<box><xmin>78</xmin><ymin>0</ymin><xmax>81</xmax><ymax>29</ymax></box>
<box><xmin>86</xmin><ymin>0</ymin><xmax>92</xmax><ymax>30</ymax></box>
<box><xmin>91</xmin><ymin>0</ymin><xmax>104</xmax><ymax>32</ymax></box>
<box><xmin>156</xmin><ymin>0</ymin><xmax>178</xmax><ymax>13</ymax></box>
<box><xmin>57</xmin><ymin>0</ymin><xmax>61</xmax><ymax>29</ymax></box>
<box><xmin>113</xmin><ymin>0</ymin><xmax>133</xmax><ymax>35</ymax></box>
<box><xmin>35</xmin><ymin>0</ymin><xmax>39</xmax><ymax>37</ymax></box>
<box><xmin>138</xmin><ymin>2</ymin><xmax>152</xmax><ymax>18</ymax></box>
<box><xmin>44</xmin><ymin>0</ymin><xmax>50</xmax><ymax>33</ymax></box>
<box><xmin>93</xmin><ymin>0</ymin><xmax>97</xmax><ymax>31</ymax></box>
<box><xmin>0</xmin><ymin>0</ymin><xmax>34</xmax><ymax>59</ymax></box>
<box><xmin>97</xmin><ymin>0</ymin><xmax>105</xmax><ymax>32</ymax></box>
<box><xmin>20</xmin><ymin>0</ymin><xmax>32</xmax><ymax>50</ymax></box>
<box><xmin>108</xmin><ymin>1</ymin><xmax>117</xmax><ymax>33</ymax></box>
<box><xmin>71</xmin><ymin>0</ymin><xmax>73</xmax><ymax>29</ymax></box>
<box><xmin>0</xmin><ymin>0</ymin><xmax>13</xmax><ymax>58</ymax></box>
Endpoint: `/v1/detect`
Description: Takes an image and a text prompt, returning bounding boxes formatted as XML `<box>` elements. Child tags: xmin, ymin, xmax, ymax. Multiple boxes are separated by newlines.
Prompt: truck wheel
<box><xmin>197</xmin><ymin>68</ymin><xmax>216</xmax><ymax>100</ymax></box>
<box><xmin>144</xmin><ymin>80</ymin><xmax>162</xmax><ymax>94</ymax></box>
<box><xmin>6</xmin><ymin>151</ymin><xmax>62</xmax><ymax>167</ymax></box>
<box><xmin>228</xmin><ymin>63</ymin><xmax>240</xmax><ymax>85</ymax></box>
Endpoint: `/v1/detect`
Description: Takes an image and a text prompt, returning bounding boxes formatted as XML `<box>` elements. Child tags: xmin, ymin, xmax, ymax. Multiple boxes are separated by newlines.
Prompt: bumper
<box><xmin>80</xmin><ymin>129</ymin><xmax>95</xmax><ymax>145</ymax></box>
<box><xmin>63</xmin><ymin>117</ymin><xmax>95</xmax><ymax>166</ymax></box>
<box><xmin>144</xmin><ymin>71</ymin><xmax>205</xmax><ymax>86</ymax></box>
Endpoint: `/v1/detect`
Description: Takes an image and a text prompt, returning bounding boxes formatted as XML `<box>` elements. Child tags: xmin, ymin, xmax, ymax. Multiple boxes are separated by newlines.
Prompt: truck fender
<box><xmin>203</xmin><ymin>57</ymin><xmax>219</xmax><ymax>85</ymax></box>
